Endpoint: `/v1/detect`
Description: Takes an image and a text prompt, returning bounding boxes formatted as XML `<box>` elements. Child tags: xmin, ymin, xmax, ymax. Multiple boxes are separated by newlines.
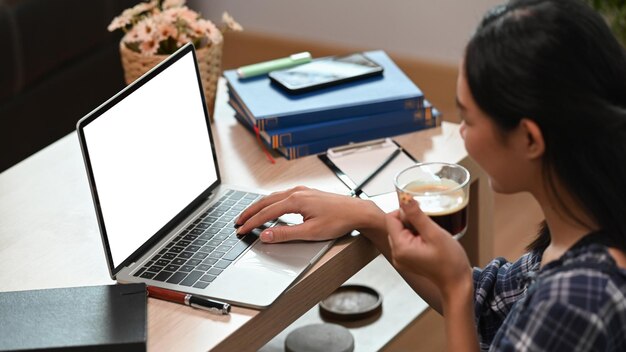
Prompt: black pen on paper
<box><xmin>349</xmin><ymin>148</ymin><xmax>402</xmax><ymax>197</ymax></box>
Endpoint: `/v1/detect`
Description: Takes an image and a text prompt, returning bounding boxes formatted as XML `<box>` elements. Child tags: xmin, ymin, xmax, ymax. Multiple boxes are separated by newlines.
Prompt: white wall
<box><xmin>192</xmin><ymin>0</ymin><xmax>502</xmax><ymax>66</ymax></box>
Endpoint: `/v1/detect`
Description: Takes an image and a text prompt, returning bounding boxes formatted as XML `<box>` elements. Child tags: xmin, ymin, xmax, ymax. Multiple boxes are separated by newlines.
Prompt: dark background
<box><xmin>0</xmin><ymin>0</ymin><xmax>137</xmax><ymax>172</ymax></box>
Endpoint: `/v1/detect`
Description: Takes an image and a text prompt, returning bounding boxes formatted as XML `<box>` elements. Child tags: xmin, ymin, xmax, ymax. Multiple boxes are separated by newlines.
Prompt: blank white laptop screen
<box><xmin>83</xmin><ymin>52</ymin><xmax>217</xmax><ymax>268</ymax></box>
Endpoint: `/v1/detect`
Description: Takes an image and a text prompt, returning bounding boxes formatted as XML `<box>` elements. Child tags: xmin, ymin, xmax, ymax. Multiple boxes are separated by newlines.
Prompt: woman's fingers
<box><xmin>236</xmin><ymin>186</ymin><xmax>308</xmax><ymax>227</ymax></box>
<box><xmin>235</xmin><ymin>186</ymin><xmax>372</xmax><ymax>244</ymax></box>
<box><xmin>258</xmin><ymin>220</ymin><xmax>330</xmax><ymax>243</ymax></box>
<box><xmin>235</xmin><ymin>196</ymin><xmax>302</xmax><ymax>235</ymax></box>
<box><xmin>386</xmin><ymin>211</ymin><xmax>419</xmax><ymax>257</ymax></box>
<box><xmin>400</xmin><ymin>198</ymin><xmax>446</xmax><ymax>239</ymax></box>
<box><xmin>388</xmin><ymin>201</ymin><xmax>472</xmax><ymax>294</ymax></box>
<box><xmin>385</xmin><ymin>210</ymin><xmax>410</xmax><ymax>243</ymax></box>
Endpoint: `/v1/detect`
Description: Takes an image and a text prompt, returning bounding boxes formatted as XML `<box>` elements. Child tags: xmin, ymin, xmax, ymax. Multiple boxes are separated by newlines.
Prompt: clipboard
<box><xmin>318</xmin><ymin>138</ymin><xmax>418</xmax><ymax>197</ymax></box>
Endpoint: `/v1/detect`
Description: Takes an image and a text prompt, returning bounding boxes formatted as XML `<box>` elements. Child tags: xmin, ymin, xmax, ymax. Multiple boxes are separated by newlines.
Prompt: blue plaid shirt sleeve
<box><xmin>491</xmin><ymin>296</ymin><xmax>608</xmax><ymax>351</ymax></box>
<box><xmin>472</xmin><ymin>252</ymin><xmax>541</xmax><ymax>350</ymax></box>
<box><xmin>489</xmin><ymin>265</ymin><xmax>626</xmax><ymax>351</ymax></box>
<box><xmin>473</xmin><ymin>243</ymin><xmax>626</xmax><ymax>352</ymax></box>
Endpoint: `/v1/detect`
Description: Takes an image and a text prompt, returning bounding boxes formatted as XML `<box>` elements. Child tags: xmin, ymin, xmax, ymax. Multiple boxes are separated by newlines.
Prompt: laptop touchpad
<box><xmin>207</xmin><ymin>239</ymin><xmax>331</xmax><ymax>307</ymax></box>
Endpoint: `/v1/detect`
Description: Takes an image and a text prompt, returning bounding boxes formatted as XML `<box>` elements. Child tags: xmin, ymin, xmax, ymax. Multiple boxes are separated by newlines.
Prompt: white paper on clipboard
<box><xmin>325</xmin><ymin>138</ymin><xmax>417</xmax><ymax>197</ymax></box>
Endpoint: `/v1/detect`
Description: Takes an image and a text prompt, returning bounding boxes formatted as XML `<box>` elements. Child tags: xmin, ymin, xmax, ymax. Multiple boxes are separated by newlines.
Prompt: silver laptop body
<box><xmin>76</xmin><ymin>43</ymin><xmax>332</xmax><ymax>309</ymax></box>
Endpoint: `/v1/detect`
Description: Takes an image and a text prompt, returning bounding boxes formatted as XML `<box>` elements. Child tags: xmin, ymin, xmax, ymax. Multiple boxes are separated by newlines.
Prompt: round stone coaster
<box><xmin>285</xmin><ymin>323</ymin><xmax>354</xmax><ymax>352</ymax></box>
<box><xmin>319</xmin><ymin>284</ymin><xmax>383</xmax><ymax>321</ymax></box>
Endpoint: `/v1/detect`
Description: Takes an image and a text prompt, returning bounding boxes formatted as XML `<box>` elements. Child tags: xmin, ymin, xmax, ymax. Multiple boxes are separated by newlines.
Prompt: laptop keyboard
<box><xmin>132</xmin><ymin>190</ymin><xmax>267</xmax><ymax>289</ymax></box>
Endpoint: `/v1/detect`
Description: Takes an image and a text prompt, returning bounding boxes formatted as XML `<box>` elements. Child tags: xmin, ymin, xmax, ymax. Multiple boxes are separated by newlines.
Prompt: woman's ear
<box><xmin>519</xmin><ymin>118</ymin><xmax>545</xmax><ymax>159</ymax></box>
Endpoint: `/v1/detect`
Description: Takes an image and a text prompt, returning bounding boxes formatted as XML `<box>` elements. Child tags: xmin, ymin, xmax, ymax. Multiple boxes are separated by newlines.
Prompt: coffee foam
<box><xmin>401</xmin><ymin>179</ymin><xmax>468</xmax><ymax>216</ymax></box>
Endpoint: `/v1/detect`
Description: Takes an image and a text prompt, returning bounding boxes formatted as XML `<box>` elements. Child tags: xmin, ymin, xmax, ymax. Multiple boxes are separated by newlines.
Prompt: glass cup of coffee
<box><xmin>394</xmin><ymin>162</ymin><xmax>470</xmax><ymax>238</ymax></box>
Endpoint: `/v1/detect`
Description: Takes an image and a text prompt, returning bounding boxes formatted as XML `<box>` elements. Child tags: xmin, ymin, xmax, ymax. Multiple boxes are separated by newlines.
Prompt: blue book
<box><xmin>224</xmin><ymin>50</ymin><xmax>424</xmax><ymax>131</ymax></box>
<box><xmin>234</xmin><ymin>109</ymin><xmax>440</xmax><ymax>160</ymax></box>
<box><xmin>229</xmin><ymin>97</ymin><xmax>434</xmax><ymax>148</ymax></box>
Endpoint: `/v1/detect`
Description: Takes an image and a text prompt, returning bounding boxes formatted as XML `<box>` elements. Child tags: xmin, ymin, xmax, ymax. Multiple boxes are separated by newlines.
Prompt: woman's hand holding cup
<box><xmin>387</xmin><ymin>162</ymin><xmax>473</xmax><ymax>297</ymax></box>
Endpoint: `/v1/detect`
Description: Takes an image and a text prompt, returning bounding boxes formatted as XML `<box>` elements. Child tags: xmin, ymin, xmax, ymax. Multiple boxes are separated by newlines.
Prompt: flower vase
<box><xmin>119</xmin><ymin>42</ymin><xmax>223</xmax><ymax>122</ymax></box>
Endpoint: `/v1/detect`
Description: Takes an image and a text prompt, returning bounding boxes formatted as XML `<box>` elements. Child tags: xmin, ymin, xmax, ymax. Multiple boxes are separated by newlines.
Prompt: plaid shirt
<box><xmin>473</xmin><ymin>234</ymin><xmax>626</xmax><ymax>351</ymax></box>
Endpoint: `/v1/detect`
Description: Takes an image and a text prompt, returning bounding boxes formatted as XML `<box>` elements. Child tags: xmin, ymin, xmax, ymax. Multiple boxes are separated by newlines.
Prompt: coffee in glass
<box><xmin>394</xmin><ymin>162</ymin><xmax>470</xmax><ymax>238</ymax></box>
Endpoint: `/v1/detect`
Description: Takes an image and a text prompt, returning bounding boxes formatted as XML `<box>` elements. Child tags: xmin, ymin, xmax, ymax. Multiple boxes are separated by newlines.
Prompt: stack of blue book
<box><xmin>223</xmin><ymin>50</ymin><xmax>440</xmax><ymax>160</ymax></box>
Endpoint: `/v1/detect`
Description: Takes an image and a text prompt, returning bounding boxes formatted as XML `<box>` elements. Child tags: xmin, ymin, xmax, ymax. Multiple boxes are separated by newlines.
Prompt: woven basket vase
<box><xmin>119</xmin><ymin>41</ymin><xmax>223</xmax><ymax>122</ymax></box>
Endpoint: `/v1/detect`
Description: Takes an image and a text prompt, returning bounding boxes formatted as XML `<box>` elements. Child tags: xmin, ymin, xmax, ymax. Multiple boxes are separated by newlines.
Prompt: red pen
<box><xmin>147</xmin><ymin>286</ymin><xmax>230</xmax><ymax>315</ymax></box>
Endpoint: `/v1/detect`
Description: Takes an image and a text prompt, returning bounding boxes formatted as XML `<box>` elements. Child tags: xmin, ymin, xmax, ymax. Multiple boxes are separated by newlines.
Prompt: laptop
<box><xmin>76</xmin><ymin>43</ymin><xmax>333</xmax><ymax>309</ymax></box>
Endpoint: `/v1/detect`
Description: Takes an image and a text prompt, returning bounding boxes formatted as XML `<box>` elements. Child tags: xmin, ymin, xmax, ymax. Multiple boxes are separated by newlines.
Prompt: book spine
<box><xmin>262</xmin><ymin>105</ymin><xmax>434</xmax><ymax>148</ymax></box>
<box><xmin>227</xmin><ymin>82</ymin><xmax>258</xmax><ymax>127</ymax></box>
<box><xmin>233</xmin><ymin>112</ymin><xmax>289</xmax><ymax>159</ymax></box>
<box><xmin>227</xmin><ymin>86</ymin><xmax>424</xmax><ymax>131</ymax></box>
<box><xmin>261</xmin><ymin>96</ymin><xmax>424</xmax><ymax>131</ymax></box>
<box><xmin>278</xmin><ymin>117</ymin><xmax>441</xmax><ymax>160</ymax></box>
<box><xmin>229</xmin><ymin>98</ymin><xmax>251</xmax><ymax>125</ymax></box>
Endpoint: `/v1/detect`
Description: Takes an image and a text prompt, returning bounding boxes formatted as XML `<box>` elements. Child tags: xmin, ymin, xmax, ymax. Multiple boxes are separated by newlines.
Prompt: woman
<box><xmin>236</xmin><ymin>0</ymin><xmax>626</xmax><ymax>350</ymax></box>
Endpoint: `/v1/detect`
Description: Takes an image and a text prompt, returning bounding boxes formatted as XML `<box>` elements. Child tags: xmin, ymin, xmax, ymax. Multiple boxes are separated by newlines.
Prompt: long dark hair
<box><xmin>464</xmin><ymin>0</ymin><xmax>626</xmax><ymax>251</ymax></box>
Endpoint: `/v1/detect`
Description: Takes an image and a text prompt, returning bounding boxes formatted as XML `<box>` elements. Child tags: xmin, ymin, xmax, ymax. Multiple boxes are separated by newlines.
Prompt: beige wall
<box><xmin>192</xmin><ymin>0</ymin><xmax>503</xmax><ymax>65</ymax></box>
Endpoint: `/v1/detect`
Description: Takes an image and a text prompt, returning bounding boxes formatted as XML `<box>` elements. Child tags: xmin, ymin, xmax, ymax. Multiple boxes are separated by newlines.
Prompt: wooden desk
<box><xmin>0</xmin><ymin>80</ymin><xmax>492</xmax><ymax>351</ymax></box>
